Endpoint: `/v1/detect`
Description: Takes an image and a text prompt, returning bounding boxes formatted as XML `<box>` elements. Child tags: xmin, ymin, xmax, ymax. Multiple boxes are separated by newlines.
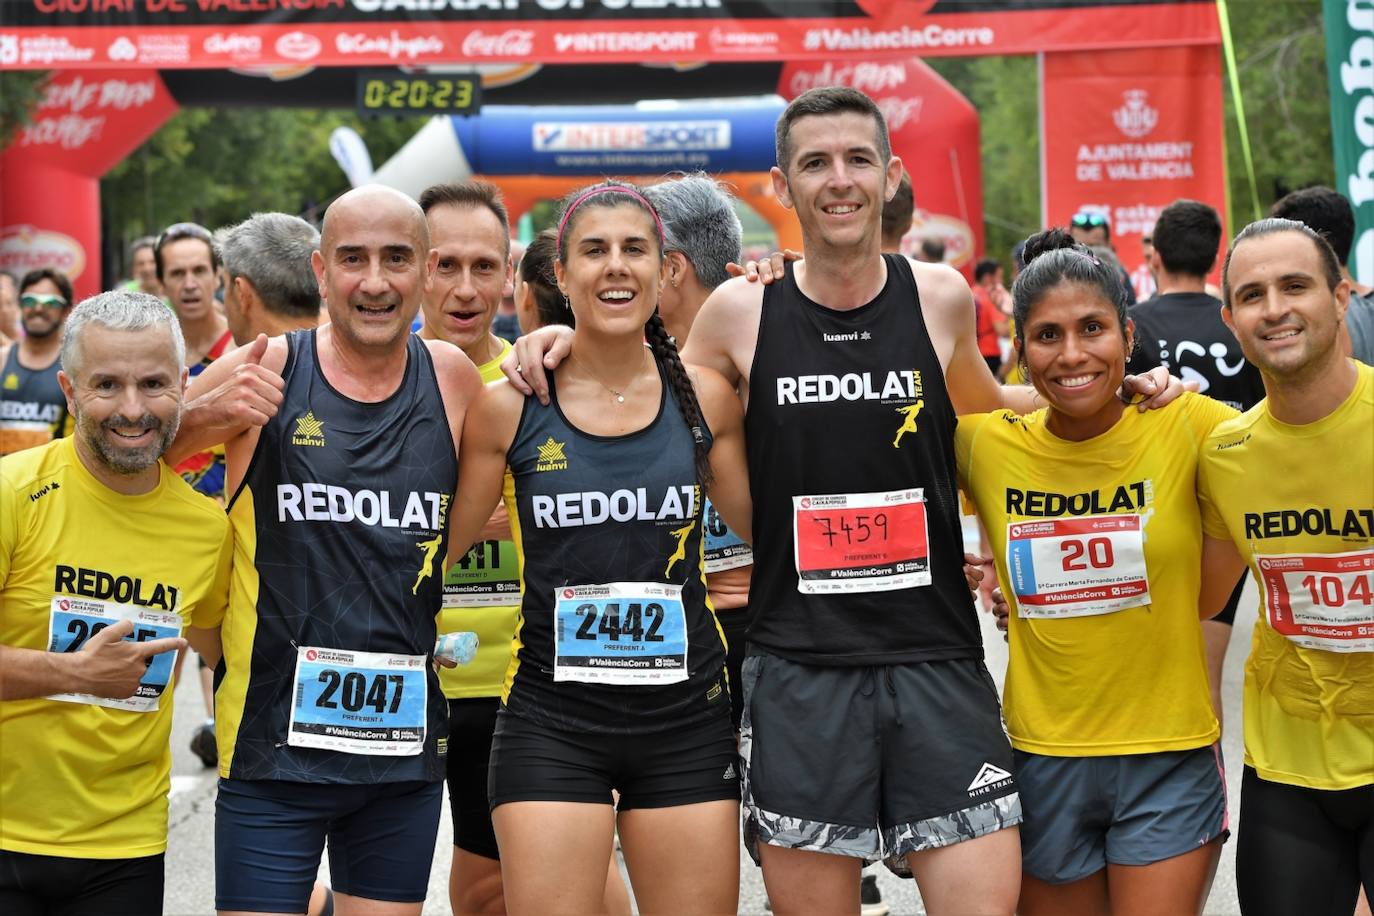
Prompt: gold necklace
<box><xmin>571</xmin><ymin>349</ymin><xmax>649</xmax><ymax>404</ymax></box>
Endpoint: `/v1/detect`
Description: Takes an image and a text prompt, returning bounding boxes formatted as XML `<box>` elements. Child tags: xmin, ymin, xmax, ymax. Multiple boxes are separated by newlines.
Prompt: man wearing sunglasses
<box><xmin>0</xmin><ymin>269</ymin><xmax>74</xmax><ymax>456</ymax></box>
<box><xmin>1070</xmin><ymin>209</ymin><xmax>1138</xmax><ymax>306</ymax></box>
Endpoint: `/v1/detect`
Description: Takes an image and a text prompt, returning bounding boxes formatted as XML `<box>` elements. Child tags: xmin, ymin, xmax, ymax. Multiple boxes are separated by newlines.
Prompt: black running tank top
<box><xmin>223</xmin><ymin>329</ymin><xmax>455</xmax><ymax>783</ymax></box>
<box><xmin>745</xmin><ymin>254</ymin><xmax>981</xmax><ymax>664</ymax></box>
<box><xmin>504</xmin><ymin>362</ymin><xmax>730</xmax><ymax>734</ymax></box>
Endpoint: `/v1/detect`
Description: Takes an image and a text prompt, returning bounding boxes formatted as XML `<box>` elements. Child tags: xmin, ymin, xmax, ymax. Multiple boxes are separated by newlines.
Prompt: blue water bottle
<box><xmin>434</xmin><ymin>631</ymin><xmax>480</xmax><ymax>666</ymax></box>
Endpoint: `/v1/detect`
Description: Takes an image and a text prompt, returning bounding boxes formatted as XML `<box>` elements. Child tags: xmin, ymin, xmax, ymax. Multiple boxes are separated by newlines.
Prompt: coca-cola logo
<box><xmin>275</xmin><ymin>31</ymin><xmax>321</xmax><ymax>62</ymax></box>
<box><xmin>205</xmin><ymin>33</ymin><xmax>262</xmax><ymax>57</ymax></box>
<box><xmin>462</xmin><ymin>29</ymin><xmax>534</xmax><ymax>58</ymax></box>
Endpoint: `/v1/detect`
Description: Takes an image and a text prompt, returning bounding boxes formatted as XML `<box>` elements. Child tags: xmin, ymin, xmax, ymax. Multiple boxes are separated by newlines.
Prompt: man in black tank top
<box><xmin>669</xmin><ymin>89</ymin><xmax>1184</xmax><ymax>915</ymax></box>
<box><xmin>168</xmin><ymin>186</ymin><xmax>483</xmax><ymax>916</ymax></box>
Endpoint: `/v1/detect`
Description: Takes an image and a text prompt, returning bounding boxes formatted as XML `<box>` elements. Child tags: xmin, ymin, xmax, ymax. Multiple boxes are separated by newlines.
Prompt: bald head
<box><xmin>322</xmin><ymin>185</ymin><xmax>429</xmax><ymax>254</ymax></box>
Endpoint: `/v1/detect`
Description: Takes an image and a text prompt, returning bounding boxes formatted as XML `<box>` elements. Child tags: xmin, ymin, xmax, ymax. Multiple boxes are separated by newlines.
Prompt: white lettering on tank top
<box><xmin>276</xmin><ymin>483</ymin><xmax>444</xmax><ymax>531</ymax></box>
<box><xmin>775</xmin><ymin>369</ymin><xmax>921</xmax><ymax>405</ymax></box>
<box><xmin>531</xmin><ymin>486</ymin><xmax>698</xmax><ymax>529</ymax></box>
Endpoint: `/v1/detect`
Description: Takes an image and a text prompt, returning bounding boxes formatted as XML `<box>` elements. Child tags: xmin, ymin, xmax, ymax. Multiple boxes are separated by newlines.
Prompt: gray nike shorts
<box><xmin>739</xmin><ymin>651</ymin><xmax>1021</xmax><ymax>876</ymax></box>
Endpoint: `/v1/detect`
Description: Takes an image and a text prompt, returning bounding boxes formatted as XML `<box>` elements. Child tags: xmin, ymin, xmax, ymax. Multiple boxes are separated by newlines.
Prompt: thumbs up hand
<box><xmin>214</xmin><ymin>333</ymin><xmax>285</xmax><ymax>430</ymax></box>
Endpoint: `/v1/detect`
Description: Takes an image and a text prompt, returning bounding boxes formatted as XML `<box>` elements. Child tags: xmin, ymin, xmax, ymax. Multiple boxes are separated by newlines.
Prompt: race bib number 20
<box><xmin>1256</xmin><ymin>549</ymin><xmax>1374</xmax><ymax>653</ymax></box>
<box><xmin>1006</xmin><ymin>515</ymin><xmax>1150</xmax><ymax>618</ymax></box>
<box><xmin>793</xmin><ymin>489</ymin><xmax>931</xmax><ymax>594</ymax></box>
<box><xmin>46</xmin><ymin>596</ymin><xmax>182</xmax><ymax>713</ymax></box>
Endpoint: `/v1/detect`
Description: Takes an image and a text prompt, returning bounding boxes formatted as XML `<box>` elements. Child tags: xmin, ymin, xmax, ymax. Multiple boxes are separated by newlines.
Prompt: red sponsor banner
<box><xmin>780</xmin><ymin>56</ymin><xmax>983</xmax><ymax>271</ymax></box>
<box><xmin>0</xmin><ymin>3</ymin><xmax>1222</xmax><ymax>70</ymax></box>
<box><xmin>1040</xmin><ymin>45</ymin><xmax>1227</xmax><ymax>288</ymax></box>
<box><xmin>0</xmin><ymin>70</ymin><xmax>177</xmax><ymax>297</ymax></box>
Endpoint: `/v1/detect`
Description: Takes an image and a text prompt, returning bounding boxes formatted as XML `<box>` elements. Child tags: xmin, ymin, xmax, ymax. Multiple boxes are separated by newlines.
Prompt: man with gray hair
<box><xmin>0</xmin><ymin>290</ymin><xmax>231</xmax><ymax>914</ymax></box>
<box><xmin>216</xmin><ymin>212</ymin><xmax>323</xmax><ymax>347</ymax></box>
<box><xmin>643</xmin><ymin>172</ymin><xmax>744</xmax><ymax>344</ymax></box>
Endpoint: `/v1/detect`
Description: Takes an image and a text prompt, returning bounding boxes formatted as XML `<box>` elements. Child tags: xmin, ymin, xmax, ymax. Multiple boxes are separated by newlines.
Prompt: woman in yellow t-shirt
<box><xmin>956</xmin><ymin>229</ymin><xmax>1245</xmax><ymax>916</ymax></box>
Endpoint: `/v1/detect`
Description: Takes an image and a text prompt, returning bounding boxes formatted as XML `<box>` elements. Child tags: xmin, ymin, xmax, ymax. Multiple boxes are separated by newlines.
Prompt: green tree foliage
<box><xmin>0</xmin><ymin>71</ymin><xmax>50</xmax><ymax>149</ymax></box>
<box><xmin>101</xmin><ymin>109</ymin><xmax>425</xmax><ymax>275</ymax></box>
<box><xmin>1220</xmin><ymin>0</ymin><xmax>1333</xmax><ymax>225</ymax></box>
<box><xmin>927</xmin><ymin>54</ymin><xmax>1042</xmax><ymax>266</ymax></box>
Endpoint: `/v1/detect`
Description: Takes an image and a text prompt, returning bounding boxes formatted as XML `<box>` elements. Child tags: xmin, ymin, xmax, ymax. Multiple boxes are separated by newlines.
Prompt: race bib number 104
<box><xmin>1256</xmin><ymin>549</ymin><xmax>1374</xmax><ymax>653</ymax></box>
<box><xmin>792</xmin><ymin>489</ymin><xmax>931</xmax><ymax>594</ymax></box>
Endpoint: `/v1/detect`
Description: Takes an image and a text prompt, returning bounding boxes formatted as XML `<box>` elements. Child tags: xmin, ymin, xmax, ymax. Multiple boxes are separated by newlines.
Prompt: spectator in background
<box><xmin>1072</xmin><ymin>209</ymin><xmax>1137</xmax><ymax>306</ymax></box>
<box><xmin>0</xmin><ymin>268</ymin><xmax>74</xmax><ymax>455</ymax></box>
<box><xmin>491</xmin><ymin>238</ymin><xmax>526</xmax><ymax>344</ymax></box>
<box><xmin>1133</xmin><ymin>232</ymin><xmax>1158</xmax><ymax>302</ymax></box>
<box><xmin>513</xmin><ymin>229</ymin><xmax>571</xmax><ymax>334</ymax></box>
<box><xmin>972</xmin><ymin>257</ymin><xmax>1010</xmax><ymax>375</ymax></box>
<box><xmin>917</xmin><ymin>236</ymin><xmax>945</xmax><ymax>263</ymax></box>
<box><xmin>123</xmin><ymin>236</ymin><xmax>164</xmax><ymax>300</ymax></box>
<box><xmin>880</xmin><ymin>169</ymin><xmax>914</xmax><ymax>254</ymax></box>
<box><xmin>0</xmin><ymin>272</ymin><xmax>19</xmax><ymax>346</ymax></box>
<box><xmin>1270</xmin><ymin>185</ymin><xmax>1374</xmax><ymax>364</ymax></box>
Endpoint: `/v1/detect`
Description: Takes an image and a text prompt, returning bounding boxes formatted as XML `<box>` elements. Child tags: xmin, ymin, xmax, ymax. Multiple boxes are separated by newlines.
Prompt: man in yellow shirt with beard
<box><xmin>0</xmin><ymin>290</ymin><xmax>230</xmax><ymax>914</ymax></box>
<box><xmin>1199</xmin><ymin>218</ymin><xmax>1373</xmax><ymax>916</ymax></box>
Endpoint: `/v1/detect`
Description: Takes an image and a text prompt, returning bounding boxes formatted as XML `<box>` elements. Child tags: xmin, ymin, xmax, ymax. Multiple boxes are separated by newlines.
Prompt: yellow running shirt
<box><xmin>956</xmin><ymin>392</ymin><xmax>1236</xmax><ymax>756</ymax></box>
<box><xmin>438</xmin><ymin>339</ymin><xmax>520</xmax><ymax>700</ymax></box>
<box><xmin>1198</xmin><ymin>361</ymin><xmax>1374</xmax><ymax>790</ymax></box>
<box><xmin>0</xmin><ymin>438</ymin><xmax>231</xmax><ymax>858</ymax></box>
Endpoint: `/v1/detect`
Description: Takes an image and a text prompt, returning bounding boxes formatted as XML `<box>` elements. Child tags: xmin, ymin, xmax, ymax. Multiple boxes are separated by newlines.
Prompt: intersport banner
<box><xmin>1040</xmin><ymin>45</ymin><xmax>1227</xmax><ymax>290</ymax></box>
<box><xmin>1325</xmin><ymin>0</ymin><xmax>1373</xmax><ymax>286</ymax></box>
<box><xmin>0</xmin><ymin>0</ymin><xmax>1221</xmax><ymax>70</ymax></box>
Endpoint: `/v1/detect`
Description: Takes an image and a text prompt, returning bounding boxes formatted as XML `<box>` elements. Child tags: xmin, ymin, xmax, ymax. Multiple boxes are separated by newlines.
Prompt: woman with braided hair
<box><xmin>445</xmin><ymin>180</ymin><xmax>752</xmax><ymax>915</ymax></box>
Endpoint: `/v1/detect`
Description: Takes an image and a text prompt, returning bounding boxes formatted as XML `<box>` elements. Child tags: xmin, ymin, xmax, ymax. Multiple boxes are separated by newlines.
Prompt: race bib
<box><xmin>443</xmin><ymin>538</ymin><xmax>521</xmax><ymax>608</ymax></box>
<box><xmin>792</xmin><ymin>489</ymin><xmax>930</xmax><ymax>594</ymax></box>
<box><xmin>553</xmin><ymin>582</ymin><xmax>687</xmax><ymax>685</ymax></box>
<box><xmin>1006</xmin><ymin>515</ymin><xmax>1150</xmax><ymax>618</ymax></box>
<box><xmin>704</xmin><ymin>499</ymin><xmax>752</xmax><ymax>573</ymax></box>
<box><xmin>46</xmin><ymin>596</ymin><xmax>182</xmax><ymax>713</ymax></box>
<box><xmin>1255</xmin><ymin>549</ymin><xmax>1374</xmax><ymax>653</ymax></box>
<box><xmin>287</xmin><ymin>647</ymin><xmax>427</xmax><ymax>755</ymax></box>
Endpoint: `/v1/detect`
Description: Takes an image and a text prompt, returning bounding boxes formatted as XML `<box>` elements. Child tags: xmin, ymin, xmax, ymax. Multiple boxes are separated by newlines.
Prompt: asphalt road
<box><xmin>161</xmin><ymin>523</ymin><xmax>1257</xmax><ymax>915</ymax></box>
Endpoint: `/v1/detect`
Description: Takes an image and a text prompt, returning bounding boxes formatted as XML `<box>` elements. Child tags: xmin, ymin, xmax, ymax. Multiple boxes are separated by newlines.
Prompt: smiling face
<box><xmin>19</xmin><ymin>277</ymin><xmax>71</xmax><ymax>339</ymax></box>
<box><xmin>314</xmin><ymin>188</ymin><xmax>431</xmax><ymax>353</ymax></box>
<box><xmin>59</xmin><ymin>326</ymin><xmax>186</xmax><ymax>481</ymax></box>
<box><xmin>1222</xmin><ymin>231</ymin><xmax>1349</xmax><ymax>384</ymax></box>
<box><xmin>422</xmin><ymin>202</ymin><xmax>509</xmax><ymax>360</ymax></box>
<box><xmin>1020</xmin><ymin>280</ymin><xmax>1134</xmax><ymax>441</ymax></box>
<box><xmin>772</xmin><ymin>110</ymin><xmax>902</xmax><ymax>255</ymax></box>
<box><xmin>555</xmin><ymin>203</ymin><xmax>662</xmax><ymax>337</ymax></box>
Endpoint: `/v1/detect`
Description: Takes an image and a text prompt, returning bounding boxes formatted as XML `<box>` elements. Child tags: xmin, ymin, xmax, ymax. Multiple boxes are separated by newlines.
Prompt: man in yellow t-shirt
<box><xmin>0</xmin><ymin>291</ymin><xmax>231</xmax><ymax>913</ymax></box>
<box><xmin>416</xmin><ymin>180</ymin><xmax>526</xmax><ymax>916</ymax></box>
<box><xmin>1199</xmin><ymin>218</ymin><xmax>1374</xmax><ymax>916</ymax></box>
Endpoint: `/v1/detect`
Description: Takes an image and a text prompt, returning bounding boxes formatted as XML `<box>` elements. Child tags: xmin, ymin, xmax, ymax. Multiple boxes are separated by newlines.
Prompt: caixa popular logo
<box><xmin>1113</xmin><ymin>89</ymin><xmax>1159</xmax><ymax>139</ymax></box>
<box><xmin>0</xmin><ymin>225</ymin><xmax>86</xmax><ymax>282</ymax></box>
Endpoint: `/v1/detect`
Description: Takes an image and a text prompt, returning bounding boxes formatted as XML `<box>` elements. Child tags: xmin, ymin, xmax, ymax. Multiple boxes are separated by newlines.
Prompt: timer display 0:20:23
<box><xmin>359</xmin><ymin>76</ymin><xmax>480</xmax><ymax>115</ymax></box>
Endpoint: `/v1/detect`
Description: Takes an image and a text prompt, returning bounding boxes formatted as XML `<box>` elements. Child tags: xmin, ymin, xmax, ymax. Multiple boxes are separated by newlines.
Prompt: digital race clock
<box><xmin>356</xmin><ymin>72</ymin><xmax>482</xmax><ymax>117</ymax></box>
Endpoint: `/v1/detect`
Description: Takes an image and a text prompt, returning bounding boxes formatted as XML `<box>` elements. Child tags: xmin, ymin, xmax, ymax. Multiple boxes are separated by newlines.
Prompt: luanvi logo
<box><xmin>292</xmin><ymin>411</ymin><xmax>325</xmax><ymax>448</ymax></box>
<box><xmin>535</xmin><ymin>436</ymin><xmax>568</xmax><ymax>472</ymax></box>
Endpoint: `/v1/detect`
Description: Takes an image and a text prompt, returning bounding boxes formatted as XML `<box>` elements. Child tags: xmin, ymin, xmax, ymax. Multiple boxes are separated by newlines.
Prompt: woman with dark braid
<box><xmin>446</xmin><ymin>181</ymin><xmax>752</xmax><ymax>915</ymax></box>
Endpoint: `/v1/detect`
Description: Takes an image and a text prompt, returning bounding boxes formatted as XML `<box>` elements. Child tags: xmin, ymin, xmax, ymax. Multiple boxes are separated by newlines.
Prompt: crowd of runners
<box><xmin>0</xmin><ymin>86</ymin><xmax>1370</xmax><ymax>916</ymax></box>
